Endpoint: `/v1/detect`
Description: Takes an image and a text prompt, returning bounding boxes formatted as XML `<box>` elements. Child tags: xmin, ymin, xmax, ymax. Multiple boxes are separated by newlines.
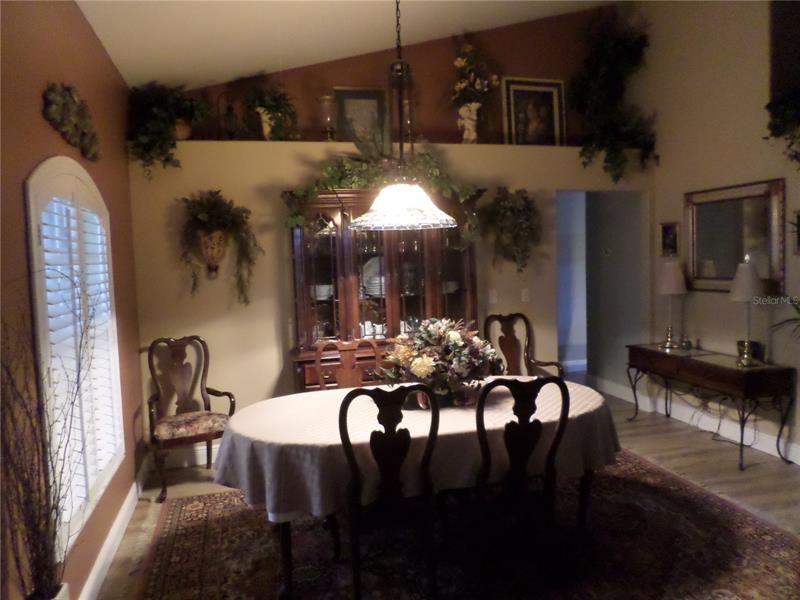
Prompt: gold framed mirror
<box><xmin>686</xmin><ymin>179</ymin><xmax>785</xmax><ymax>294</ymax></box>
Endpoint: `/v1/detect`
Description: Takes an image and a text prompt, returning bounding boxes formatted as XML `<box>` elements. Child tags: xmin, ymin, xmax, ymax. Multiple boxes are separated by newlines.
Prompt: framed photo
<box><xmin>793</xmin><ymin>210</ymin><xmax>800</xmax><ymax>255</ymax></box>
<box><xmin>501</xmin><ymin>78</ymin><xmax>566</xmax><ymax>146</ymax></box>
<box><xmin>333</xmin><ymin>88</ymin><xmax>390</xmax><ymax>155</ymax></box>
<box><xmin>660</xmin><ymin>222</ymin><xmax>680</xmax><ymax>257</ymax></box>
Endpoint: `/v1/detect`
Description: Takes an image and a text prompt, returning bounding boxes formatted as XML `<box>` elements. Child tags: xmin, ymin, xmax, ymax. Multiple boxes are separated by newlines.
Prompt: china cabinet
<box><xmin>291</xmin><ymin>189</ymin><xmax>477</xmax><ymax>390</ymax></box>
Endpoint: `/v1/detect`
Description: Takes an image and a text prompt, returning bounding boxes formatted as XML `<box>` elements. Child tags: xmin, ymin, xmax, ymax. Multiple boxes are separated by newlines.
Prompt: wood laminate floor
<box><xmin>96</xmin><ymin>392</ymin><xmax>800</xmax><ymax>599</ymax></box>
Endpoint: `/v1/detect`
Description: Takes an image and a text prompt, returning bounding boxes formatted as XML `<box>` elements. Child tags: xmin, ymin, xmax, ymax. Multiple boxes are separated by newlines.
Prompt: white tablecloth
<box><xmin>214</xmin><ymin>377</ymin><xmax>620</xmax><ymax>522</ymax></box>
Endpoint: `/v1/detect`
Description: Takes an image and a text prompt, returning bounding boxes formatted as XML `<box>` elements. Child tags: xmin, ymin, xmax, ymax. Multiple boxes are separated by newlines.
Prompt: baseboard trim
<box><xmin>79</xmin><ymin>482</ymin><xmax>138</xmax><ymax>600</ymax></box>
<box><xmin>588</xmin><ymin>375</ymin><xmax>800</xmax><ymax>465</ymax></box>
<box><xmin>562</xmin><ymin>359</ymin><xmax>587</xmax><ymax>372</ymax></box>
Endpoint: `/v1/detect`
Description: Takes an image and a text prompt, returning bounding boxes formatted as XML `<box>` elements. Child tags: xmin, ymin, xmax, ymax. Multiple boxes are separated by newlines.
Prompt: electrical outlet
<box><xmin>488</xmin><ymin>289</ymin><xmax>497</xmax><ymax>305</ymax></box>
<box><xmin>521</xmin><ymin>288</ymin><xmax>530</xmax><ymax>303</ymax></box>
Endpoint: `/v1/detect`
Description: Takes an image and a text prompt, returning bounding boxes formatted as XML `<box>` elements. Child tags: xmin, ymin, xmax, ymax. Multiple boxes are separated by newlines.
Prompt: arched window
<box><xmin>26</xmin><ymin>156</ymin><xmax>124</xmax><ymax>552</ymax></box>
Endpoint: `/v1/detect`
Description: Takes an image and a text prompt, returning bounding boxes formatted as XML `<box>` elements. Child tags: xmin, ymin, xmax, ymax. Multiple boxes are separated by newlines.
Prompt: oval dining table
<box><xmin>214</xmin><ymin>376</ymin><xmax>620</xmax><ymax>597</ymax></box>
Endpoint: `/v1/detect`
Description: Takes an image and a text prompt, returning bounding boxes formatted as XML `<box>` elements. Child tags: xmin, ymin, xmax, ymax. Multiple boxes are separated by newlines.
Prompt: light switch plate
<box><xmin>521</xmin><ymin>288</ymin><xmax>530</xmax><ymax>303</ymax></box>
<box><xmin>488</xmin><ymin>289</ymin><xmax>497</xmax><ymax>304</ymax></box>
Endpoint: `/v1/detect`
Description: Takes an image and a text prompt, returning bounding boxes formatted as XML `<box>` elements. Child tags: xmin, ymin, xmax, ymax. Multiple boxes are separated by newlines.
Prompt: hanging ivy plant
<box><xmin>179</xmin><ymin>190</ymin><xmax>263</xmax><ymax>305</ymax></box>
<box><xmin>477</xmin><ymin>188</ymin><xmax>542</xmax><ymax>271</ymax></box>
<box><xmin>281</xmin><ymin>150</ymin><xmax>481</xmax><ymax>241</ymax></box>
<box><xmin>569</xmin><ymin>11</ymin><xmax>657</xmax><ymax>183</ymax></box>
<box><xmin>765</xmin><ymin>89</ymin><xmax>800</xmax><ymax>167</ymax></box>
<box><xmin>42</xmin><ymin>83</ymin><xmax>99</xmax><ymax>161</ymax></box>
<box><xmin>127</xmin><ymin>82</ymin><xmax>209</xmax><ymax>179</ymax></box>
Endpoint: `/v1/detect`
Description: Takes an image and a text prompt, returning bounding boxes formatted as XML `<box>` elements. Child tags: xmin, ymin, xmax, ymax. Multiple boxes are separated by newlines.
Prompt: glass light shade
<box><xmin>657</xmin><ymin>261</ymin><xmax>687</xmax><ymax>295</ymax></box>
<box><xmin>349</xmin><ymin>183</ymin><xmax>457</xmax><ymax>231</ymax></box>
<box><xmin>729</xmin><ymin>260</ymin><xmax>763</xmax><ymax>302</ymax></box>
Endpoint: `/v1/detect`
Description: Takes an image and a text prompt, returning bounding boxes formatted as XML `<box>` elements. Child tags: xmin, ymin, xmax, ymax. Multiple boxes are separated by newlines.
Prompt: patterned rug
<box><xmin>143</xmin><ymin>450</ymin><xmax>800</xmax><ymax>599</ymax></box>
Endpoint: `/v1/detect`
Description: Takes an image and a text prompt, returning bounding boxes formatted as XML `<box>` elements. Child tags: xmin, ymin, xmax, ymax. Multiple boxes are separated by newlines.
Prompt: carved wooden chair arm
<box><xmin>207</xmin><ymin>387</ymin><xmax>236</xmax><ymax>416</ymax></box>
<box><xmin>528</xmin><ymin>359</ymin><xmax>565</xmax><ymax>378</ymax></box>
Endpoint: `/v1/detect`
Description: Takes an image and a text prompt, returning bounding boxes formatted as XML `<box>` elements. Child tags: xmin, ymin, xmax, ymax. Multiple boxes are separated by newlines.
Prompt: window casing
<box><xmin>26</xmin><ymin>156</ymin><xmax>125</xmax><ymax>553</ymax></box>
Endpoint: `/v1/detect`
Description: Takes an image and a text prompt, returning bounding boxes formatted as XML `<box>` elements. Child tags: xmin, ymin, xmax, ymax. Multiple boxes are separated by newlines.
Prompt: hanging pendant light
<box><xmin>349</xmin><ymin>0</ymin><xmax>456</xmax><ymax>232</ymax></box>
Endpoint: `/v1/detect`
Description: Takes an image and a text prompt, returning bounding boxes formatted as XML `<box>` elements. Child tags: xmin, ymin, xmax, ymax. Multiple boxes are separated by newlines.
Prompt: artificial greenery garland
<box><xmin>42</xmin><ymin>83</ymin><xmax>99</xmax><ymax>161</ymax></box>
<box><xmin>478</xmin><ymin>188</ymin><xmax>542</xmax><ymax>271</ymax></box>
<box><xmin>179</xmin><ymin>190</ymin><xmax>263</xmax><ymax>305</ymax></box>
<box><xmin>282</xmin><ymin>150</ymin><xmax>479</xmax><ymax>231</ymax></box>
<box><xmin>765</xmin><ymin>89</ymin><xmax>800</xmax><ymax>167</ymax></box>
<box><xmin>569</xmin><ymin>12</ymin><xmax>657</xmax><ymax>183</ymax></box>
<box><xmin>128</xmin><ymin>82</ymin><xmax>209</xmax><ymax>178</ymax></box>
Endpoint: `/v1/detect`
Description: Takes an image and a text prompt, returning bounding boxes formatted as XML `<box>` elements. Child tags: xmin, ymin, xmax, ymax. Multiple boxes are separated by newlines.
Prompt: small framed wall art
<box><xmin>660</xmin><ymin>221</ymin><xmax>680</xmax><ymax>257</ymax></box>
<box><xmin>793</xmin><ymin>210</ymin><xmax>800</xmax><ymax>255</ymax></box>
<box><xmin>501</xmin><ymin>77</ymin><xmax>566</xmax><ymax>146</ymax></box>
<box><xmin>333</xmin><ymin>87</ymin><xmax>390</xmax><ymax>155</ymax></box>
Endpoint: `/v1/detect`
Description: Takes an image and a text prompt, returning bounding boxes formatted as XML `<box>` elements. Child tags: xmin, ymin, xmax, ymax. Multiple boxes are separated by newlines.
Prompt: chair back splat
<box><xmin>476</xmin><ymin>377</ymin><xmax>570</xmax><ymax>509</ymax></box>
<box><xmin>484</xmin><ymin>313</ymin><xmax>565</xmax><ymax>377</ymax></box>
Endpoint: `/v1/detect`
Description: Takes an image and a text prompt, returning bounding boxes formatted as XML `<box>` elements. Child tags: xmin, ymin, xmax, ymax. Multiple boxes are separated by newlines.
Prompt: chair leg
<box><xmin>425</xmin><ymin>506</ymin><xmax>437</xmax><ymax>599</ymax></box>
<box><xmin>206</xmin><ymin>440</ymin><xmax>212</xmax><ymax>469</ymax></box>
<box><xmin>154</xmin><ymin>446</ymin><xmax>168</xmax><ymax>503</ymax></box>
<box><xmin>322</xmin><ymin>514</ymin><xmax>341</xmax><ymax>561</ymax></box>
<box><xmin>349</xmin><ymin>515</ymin><xmax>361</xmax><ymax>600</ymax></box>
<box><xmin>579</xmin><ymin>469</ymin><xmax>594</xmax><ymax>532</ymax></box>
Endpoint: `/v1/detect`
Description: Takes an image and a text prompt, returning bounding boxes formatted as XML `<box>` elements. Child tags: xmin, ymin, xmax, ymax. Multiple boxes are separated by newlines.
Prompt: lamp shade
<box><xmin>657</xmin><ymin>261</ymin><xmax>687</xmax><ymax>295</ymax></box>
<box><xmin>729</xmin><ymin>260</ymin><xmax>763</xmax><ymax>302</ymax></box>
<box><xmin>349</xmin><ymin>183</ymin><xmax>457</xmax><ymax>231</ymax></box>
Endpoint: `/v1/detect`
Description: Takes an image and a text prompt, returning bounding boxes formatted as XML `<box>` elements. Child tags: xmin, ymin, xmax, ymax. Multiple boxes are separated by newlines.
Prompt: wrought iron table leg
<box><xmin>277</xmin><ymin>521</ymin><xmax>293</xmax><ymax>599</ymax></box>
<box><xmin>736</xmin><ymin>398</ymin><xmax>758</xmax><ymax>471</ymax></box>
<box><xmin>626</xmin><ymin>367</ymin><xmax>645</xmax><ymax>422</ymax></box>
<box><xmin>776</xmin><ymin>393</ymin><xmax>795</xmax><ymax>464</ymax></box>
<box><xmin>665</xmin><ymin>379</ymin><xmax>672</xmax><ymax>418</ymax></box>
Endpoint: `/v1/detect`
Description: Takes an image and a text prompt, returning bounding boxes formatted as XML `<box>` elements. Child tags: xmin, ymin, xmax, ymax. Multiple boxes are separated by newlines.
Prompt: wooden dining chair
<box><xmin>473</xmin><ymin>376</ymin><xmax>570</xmax><ymax>592</ymax></box>
<box><xmin>314</xmin><ymin>339</ymin><xmax>380</xmax><ymax>389</ymax></box>
<box><xmin>484</xmin><ymin>313</ymin><xmax>564</xmax><ymax>377</ymax></box>
<box><xmin>147</xmin><ymin>335</ymin><xmax>235</xmax><ymax>502</ymax></box>
<box><xmin>339</xmin><ymin>384</ymin><xmax>439</xmax><ymax>599</ymax></box>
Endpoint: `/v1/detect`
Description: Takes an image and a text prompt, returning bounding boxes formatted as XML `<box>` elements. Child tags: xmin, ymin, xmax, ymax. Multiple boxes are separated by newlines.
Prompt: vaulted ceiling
<box><xmin>77</xmin><ymin>1</ymin><xmax>608</xmax><ymax>89</ymax></box>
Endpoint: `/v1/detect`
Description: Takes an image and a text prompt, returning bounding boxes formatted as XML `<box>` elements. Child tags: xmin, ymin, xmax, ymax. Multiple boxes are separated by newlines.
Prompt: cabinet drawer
<box><xmin>676</xmin><ymin>360</ymin><xmax>741</xmax><ymax>396</ymax></box>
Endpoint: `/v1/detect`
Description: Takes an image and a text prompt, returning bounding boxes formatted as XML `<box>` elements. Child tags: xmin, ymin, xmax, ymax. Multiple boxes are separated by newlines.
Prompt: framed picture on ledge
<box><xmin>333</xmin><ymin>87</ymin><xmax>390</xmax><ymax>155</ymax></box>
<box><xmin>660</xmin><ymin>222</ymin><xmax>680</xmax><ymax>257</ymax></box>
<box><xmin>501</xmin><ymin>78</ymin><xmax>566</xmax><ymax>146</ymax></box>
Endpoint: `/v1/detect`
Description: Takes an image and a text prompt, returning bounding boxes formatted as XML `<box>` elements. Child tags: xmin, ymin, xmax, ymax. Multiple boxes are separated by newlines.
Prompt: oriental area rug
<box><xmin>143</xmin><ymin>450</ymin><xmax>800</xmax><ymax>599</ymax></box>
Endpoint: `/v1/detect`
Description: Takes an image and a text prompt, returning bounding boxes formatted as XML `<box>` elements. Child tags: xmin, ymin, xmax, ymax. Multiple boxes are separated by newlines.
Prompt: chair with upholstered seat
<box><xmin>484</xmin><ymin>313</ymin><xmax>564</xmax><ymax>377</ymax></box>
<box><xmin>147</xmin><ymin>335</ymin><xmax>235</xmax><ymax>502</ymax></box>
<box><xmin>339</xmin><ymin>384</ymin><xmax>439</xmax><ymax>599</ymax></box>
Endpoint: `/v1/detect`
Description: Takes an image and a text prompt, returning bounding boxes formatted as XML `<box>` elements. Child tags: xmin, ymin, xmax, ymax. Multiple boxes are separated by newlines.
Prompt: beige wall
<box><xmin>129</xmin><ymin>142</ymin><xmax>648</xmax><ymax>418</ymax></box>
<box><xmin>630</xmin><ymin>1</ymin><xmax>800</xmax><ymax>448</ymax></box>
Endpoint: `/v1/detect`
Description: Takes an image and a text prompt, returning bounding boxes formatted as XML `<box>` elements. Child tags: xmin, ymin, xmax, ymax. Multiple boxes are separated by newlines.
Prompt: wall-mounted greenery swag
<box><xmin>179</xmin><ymin>190</ymin><xmax>263</xmax><ymax>305</ymax></box>
<box><xmin>569</xmin><ymin>11</ymin><xmax>657</xmax><ymax>183</ymax></box>
<box><xmin>128</xmin><ymin>82</ymin><xmax>209</xmax><ymax>179</ymax></box>
<box><xmin>478</xmin><ymin>188</ymin><xmax>542</xmax><ymax>271</ymax></box>
<box><xmin>765</xmin><ymin>89</ymin><xmax>800</xmax><ymax>167</ymax></box>
<box><xmin>42</xmin><ymin>83</ymin><xmax>99</xmax><ymax>161</ymax></box>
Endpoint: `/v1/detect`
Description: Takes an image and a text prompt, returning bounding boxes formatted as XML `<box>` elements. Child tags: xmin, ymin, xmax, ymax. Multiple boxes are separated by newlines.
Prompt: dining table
<box><xmin>214</xmin><ymin>376</ymin><xmax>620</xmax><ymax>597</ymax></box>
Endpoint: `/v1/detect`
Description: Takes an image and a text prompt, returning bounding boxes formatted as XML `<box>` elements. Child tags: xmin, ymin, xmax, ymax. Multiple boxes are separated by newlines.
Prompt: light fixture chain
<box><xmin>395</xmin><ymin>0</ymin><xmax>402</xmax><ymax>60</ymax></box>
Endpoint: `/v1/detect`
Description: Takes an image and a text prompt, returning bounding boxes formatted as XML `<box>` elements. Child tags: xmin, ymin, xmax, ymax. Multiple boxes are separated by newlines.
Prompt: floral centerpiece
<box><xmin>384</xmin><ymin>318</ymin><xmax>502</xmax><ymax>405</ymax></box>
<box><xmin>451</xmin><ymin>40</ymin><xmax>499</xmax><ymax>144</ymax></box>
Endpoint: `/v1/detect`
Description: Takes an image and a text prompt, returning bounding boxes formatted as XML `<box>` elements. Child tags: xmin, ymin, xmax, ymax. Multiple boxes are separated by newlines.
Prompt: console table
<box><xmin>626</xmin><ymin>344</ymin><xmax>796</xmax><ymax>470</ymax></box>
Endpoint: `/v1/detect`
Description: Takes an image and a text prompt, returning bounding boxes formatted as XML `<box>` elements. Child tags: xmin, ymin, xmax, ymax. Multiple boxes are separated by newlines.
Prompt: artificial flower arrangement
<box><xmin>451</xmin><ymin>41</ymin><xmax>500</xmax><ymax>107</ymax></box>
<box><xmin>384</xmin><ymin>318</ymin><xmax>502</xmax><ymax>405</ymax></box>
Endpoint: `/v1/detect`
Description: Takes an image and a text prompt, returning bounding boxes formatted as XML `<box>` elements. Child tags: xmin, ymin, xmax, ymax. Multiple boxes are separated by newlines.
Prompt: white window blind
<box><xmin>27</xmin><ymin>157</ymin><xmax>124</xmax><ymax>552</ymax></box>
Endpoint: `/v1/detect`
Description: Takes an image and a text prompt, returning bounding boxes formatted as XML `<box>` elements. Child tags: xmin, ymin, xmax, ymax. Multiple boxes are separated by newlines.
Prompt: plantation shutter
<box><xmin>27</xmin><ymin>156</ymin><xmax>125</xmax><ymax>551</ymax></box>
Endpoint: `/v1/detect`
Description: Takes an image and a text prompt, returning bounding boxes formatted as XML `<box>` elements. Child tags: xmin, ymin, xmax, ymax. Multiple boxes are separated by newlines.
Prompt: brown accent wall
<box><xmin>191</xmin><ymin>7</ymin><xmax>608</xmax><ymax>145</ymax></box>
<box><xmin>1</xmin><ymin>1</ymin><xmax>142</xmax><ymax>597</ymax></box>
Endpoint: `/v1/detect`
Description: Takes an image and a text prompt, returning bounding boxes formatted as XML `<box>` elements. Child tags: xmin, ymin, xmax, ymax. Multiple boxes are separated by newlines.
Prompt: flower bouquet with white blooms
<box><xmin>384</xmin><ymin>318</ymin><xmax>502</xmax><ymax>406</ymax></box>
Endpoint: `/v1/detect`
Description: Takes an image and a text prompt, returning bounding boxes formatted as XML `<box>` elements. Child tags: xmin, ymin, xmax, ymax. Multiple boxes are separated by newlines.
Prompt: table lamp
<box><xmin>729</xmin><ymin>254</ymin><xmax>764</xmax><ymax>367</ymax></box>
<box><xmin>658</xmin><ymin>260</ymin><xmax>687</xmax><ymax>350</ymax></box>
